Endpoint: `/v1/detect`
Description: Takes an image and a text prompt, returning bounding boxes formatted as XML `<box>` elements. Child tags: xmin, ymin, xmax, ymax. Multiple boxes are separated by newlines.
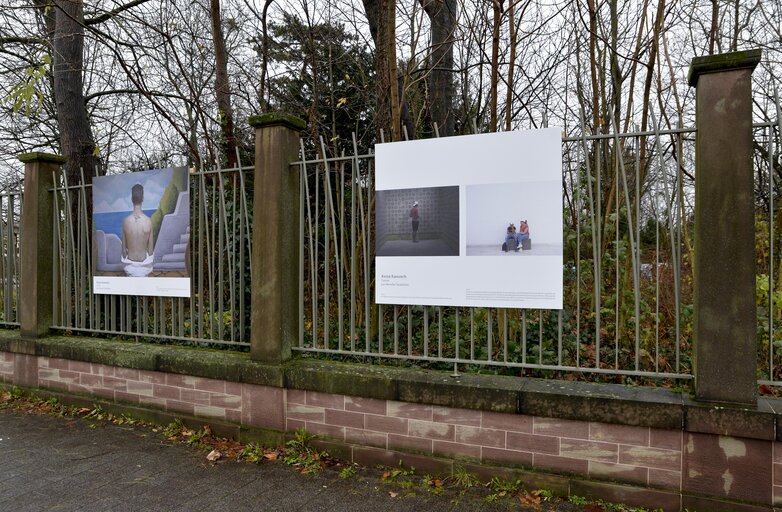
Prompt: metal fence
<box><xmin>0</xmin><ymin>189</ymin><xmax>22</xmax><ymax>328</ymax></box>
<box><xmin>0</xmin><ymin>105</ymin><xmax>777</xmax><ymax>385</ymax></box>
<box><xmin>50</xmin><ymin>162</ymin><xmax>253</xmax><ymax>349</ymax></box>
<box><xmin>295</xmin><ymin>118</ymin><xmax>697</xmax><ymax>380</ymax></box>
<box><xmin>755</xmin><ymin>98</ymin><xmax>782</xmax><ymax>385</ymax></box>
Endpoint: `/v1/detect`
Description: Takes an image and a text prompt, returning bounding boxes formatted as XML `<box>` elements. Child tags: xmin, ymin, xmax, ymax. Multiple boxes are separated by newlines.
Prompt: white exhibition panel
<box><xmin>375</xmin><ymin>129</ymin><xmax>563</xmax><ymax>309</ymax></box>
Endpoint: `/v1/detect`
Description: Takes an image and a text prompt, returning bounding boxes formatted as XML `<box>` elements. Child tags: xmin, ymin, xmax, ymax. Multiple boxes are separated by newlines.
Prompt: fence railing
<box><xmin>294</xmin><ymin>120</ymin><xmax>697</xmax><ymax>380</ymax></box>
<box><xmin>755</xmin><ymin>107</ymin><xmax>782</xmax><ymax>385</ymax></box>
<box><xmin>50</xmin><ymin>162</ymin><xmax>253</xmax><ymax>348</ymax></box>
<box><xmin>0</xmin><ymin>189</ymin><xmax>22</xmax><ymax>328</ymax></box>
<box><xmin>0</xmin><ymin>77</ymin><xmax>776</xmax><ymax>392</ymax></box>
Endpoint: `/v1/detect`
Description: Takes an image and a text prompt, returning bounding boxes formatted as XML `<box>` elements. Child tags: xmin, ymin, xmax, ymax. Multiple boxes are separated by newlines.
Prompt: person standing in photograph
<box><xmin>121</xmin><ymin>183</ymin><xmax>155</xmax><ymax>276</ymax></box>
<box><xmin>409</xmin><ymin>201</ymin><xmax>420</xmax><ymax>242</ymax></box>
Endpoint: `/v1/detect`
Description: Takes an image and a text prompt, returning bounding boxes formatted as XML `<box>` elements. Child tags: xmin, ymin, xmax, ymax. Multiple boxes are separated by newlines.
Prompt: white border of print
<box><xmin>94</xmin><ymin>276</ymin><xmax>190</xmax><ymax>297</ymax></box>
<box><xmin>375</xmin><ymin>128</ymin><xmax>563</xmax><ymax>310</ymax></box>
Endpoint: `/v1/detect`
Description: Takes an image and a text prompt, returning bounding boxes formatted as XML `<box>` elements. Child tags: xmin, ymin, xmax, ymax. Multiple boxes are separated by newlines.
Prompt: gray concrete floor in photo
<box><xmin>0</xmin><ymin>409</ymin><xmax>581</xmax><ymax>511</ymax></box>
<box><xmin>377</xmin><ymin>239</ymin><xmax>458</xmax><ymax>257</ymax></box>
<box><xmin>465</xmin><ymin>244</ymin><xmax>563</xmax><ymax>256</ymax></box>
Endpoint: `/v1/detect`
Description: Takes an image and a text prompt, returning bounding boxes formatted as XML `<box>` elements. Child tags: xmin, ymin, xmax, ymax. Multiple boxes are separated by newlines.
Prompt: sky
<box><xmin>92</xmin><ymin>168</ymin><xmax>173</xmax><ymax>214</ymax></box>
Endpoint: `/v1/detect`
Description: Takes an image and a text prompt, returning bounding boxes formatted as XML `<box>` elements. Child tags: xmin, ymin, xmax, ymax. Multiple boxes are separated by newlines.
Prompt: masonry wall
<box><xmin>1</xmin><ymin>349</ymin><xmax>777</xmax><ymax>511</ymax></box>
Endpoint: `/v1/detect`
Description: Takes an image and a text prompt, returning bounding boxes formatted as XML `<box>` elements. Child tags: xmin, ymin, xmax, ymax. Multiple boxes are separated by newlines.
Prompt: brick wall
<box><xmin>2</xmin><ymin>352</ymin><xmax>283</xmax><ymax>431</ymax></box>
<box><xmin>286</xmin><ymin>388</ymin><xmax>682</xmax><ymax>491</ymax></box>
<box><xmin>1</xmin><ymin>350</ymin><xmax>778</xmax><ymax>509</ymax></box>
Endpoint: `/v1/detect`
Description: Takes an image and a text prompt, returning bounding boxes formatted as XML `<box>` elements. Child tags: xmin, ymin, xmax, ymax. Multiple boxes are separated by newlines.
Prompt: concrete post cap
<box><xmin>688</xmin><ymin>49</ymin><xmax>762</xmax><ymax>87</ymax></box>
<box><xmin>17</xmin><ymin>152</ymin><xmax>66</xmax><ymax>164</ymax></box>
<box><xmin>248</xmin><ymin>113</ymin><xmax>306</xmax><ymax>132</ymax></box>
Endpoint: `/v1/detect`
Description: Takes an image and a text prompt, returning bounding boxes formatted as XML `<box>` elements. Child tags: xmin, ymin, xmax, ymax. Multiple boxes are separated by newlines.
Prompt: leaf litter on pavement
<box><xmin>0</xmin><ymin>386</ymin><xmax>658</xmax><ymax>511</ymax></box>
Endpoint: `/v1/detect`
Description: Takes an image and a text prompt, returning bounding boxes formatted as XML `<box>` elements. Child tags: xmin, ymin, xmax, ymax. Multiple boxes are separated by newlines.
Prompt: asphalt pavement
<box><xmin>0</xmin><ymin>408</ymin><xmax>583</xmax><ymax>512</ymax></box>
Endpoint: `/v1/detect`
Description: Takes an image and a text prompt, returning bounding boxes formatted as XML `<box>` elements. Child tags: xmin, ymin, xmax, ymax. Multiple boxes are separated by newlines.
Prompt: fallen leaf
<box><xmin>519</xmin><ymin>492</ymin><xmax>541</xmax><ymax>507</ymax></box>
<box><xmin>206</xmin><ymin>449</ymin><xmax>221</xmax><ymax>461</ymax></box>
<box><xmin>264</xmin><ymin>452</ymin><xmax>279</xmax><ymax>461</ymax></box>
<box><xmin>382</xmin><ymin>471</ymin><xmax>391</xmax><ymax>479</ymax></box>
<box><xmin>388</xmin><ymin>492</ymin><xmax>398</xmax><ymax>498</ymax></box>
<box><xmin>432</xmin><ymin>479</ymin><xmax>443</xmax><ymax>487</ymax></box>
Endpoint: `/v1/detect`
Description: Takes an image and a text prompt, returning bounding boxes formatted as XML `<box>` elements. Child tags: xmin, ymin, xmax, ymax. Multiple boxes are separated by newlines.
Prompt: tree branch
<box><xmin>85</xmin><ymin>0</ymin><xmax>152</xmax><ymax>26</ymax></box>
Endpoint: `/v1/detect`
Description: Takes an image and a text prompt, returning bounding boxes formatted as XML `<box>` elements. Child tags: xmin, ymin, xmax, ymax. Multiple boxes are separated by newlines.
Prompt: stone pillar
<box><xmin>18</xmin><ymin>152</ymin><xmax>65</xmax><ymax>338</ymax></box>
<box><xmin>688</xmin><ymin>49</ymin><xmax>761</xmax><ymax>404</ymax></box>
<box><xmin>249</xmin><ymin>114</ymin><xmax>305</xmax><ymax>363</ymax></box>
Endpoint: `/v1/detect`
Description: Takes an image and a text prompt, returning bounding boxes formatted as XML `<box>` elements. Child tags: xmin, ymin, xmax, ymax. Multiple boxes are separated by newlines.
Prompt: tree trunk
<box><xmin>210</xmin><ymin>0</ymin><xmax>238</xmax><ymax>168</ymax></box>
<box><xmin>422</xmin><ymin>0</ymin><xmax>457</xmax><ymax>136</ymax></box>
<box><xmin>489</xmin><ymin>0</ymin><xmax>503</xmax><ymax>132</ymax></box>
<box><xmin>362</xmin><ymin>0</ymin><xmax>399</xmax><ymax>141</ymax></box>
<box><xmin>53</xmin><ymin>0</ymin><xmax>98</xmax><ymax>186</ymax></box>
<box><xmin>505</xmin><ymin>0</ymin><xmax>517</xmax><ymax>132</ymax></box>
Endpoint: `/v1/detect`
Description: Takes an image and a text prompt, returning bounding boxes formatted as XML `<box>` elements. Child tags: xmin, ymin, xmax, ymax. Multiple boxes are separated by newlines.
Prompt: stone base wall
<box><xmin>0</xmin><ymin>350</ymin><xmax>778</xmax><ymax>511</ymax></box>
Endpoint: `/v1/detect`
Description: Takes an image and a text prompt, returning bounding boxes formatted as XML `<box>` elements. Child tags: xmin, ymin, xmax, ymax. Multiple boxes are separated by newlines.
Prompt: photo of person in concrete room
<box><xmin>376</xmin><ymin>186</ymin><xmax>459</xmax><ymax>257</ymax></box>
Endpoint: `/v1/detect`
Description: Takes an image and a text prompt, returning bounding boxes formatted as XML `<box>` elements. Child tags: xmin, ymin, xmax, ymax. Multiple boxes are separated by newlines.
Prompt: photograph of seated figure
<box><xmin>466</xmin><ymin>182</ymin><xmax>562</xmax><ymax>257</ymax></box>
<box><xmin>93</xmin><ymin>167</ymin><xmax>190</xmax><ymax>278</ymax></box>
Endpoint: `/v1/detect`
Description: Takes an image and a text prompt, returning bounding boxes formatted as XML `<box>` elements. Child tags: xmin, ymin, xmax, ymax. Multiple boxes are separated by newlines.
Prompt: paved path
<box><xmin>0</xmin><ymin>409</ymin><xmax>580</xmax><ymax>511</ymax></box>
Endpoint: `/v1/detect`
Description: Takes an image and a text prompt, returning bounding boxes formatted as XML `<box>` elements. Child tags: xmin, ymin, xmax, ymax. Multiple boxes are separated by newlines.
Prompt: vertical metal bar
<box><xmin>1</xmin><ymin>196</ymin><xmax>9</xmax><ymax>322</ymax></box>
<box><xmin>651</xmin><ymin>110</ymin><xmax>681</xmax><ymax>372</ymax></box>
<box><xmin>197</xmin><ymin>171</ymin><xmax>204</xmax><ymax>340</ymax></box>
<box><xmin>379</xmin><ymin>303</ymin><xmax>384</xmax><ymax>354</ymax></box>
<box><xmin>209</xmin><ymin>179</ymin><xmax>216</xmax><ymax>340</ymax></box>
<box><xmin>217</xmin><ymin>168</ymin><xmax>226</xmax><ymax>342</ymax></box>
<box><xmin>487</xmin><ymin>308</ymin><xmax>492</xmax><ymax>362</ymax></box>
<box><xmin>438</xmin><ymin>307</ymin><xmax>443</xmax><ymax>359</ymax></box>
<box><xmin>522</xmin><ymin>309</ymin><xmax>527</xmax><ymax>365</ymax></box>
<box><xmin>538</xmin><ymin>310</ymin><xmax>543</xmax><ymax>365</ymax></box>
<box><xmin>423</xmin><ymin>306</ymin><xmax>429</xmax><ymax>357</ymax></box>
<box><xmin>299</xmin><ymin>159</ymin><xmax>305</xmax><ymax>348</ymax></box>
<box><xmin>407</xmin><ymin>306</ymin><xmax>412</xmax><ymax>356</ymax></box>
<box><xmin>557</xmin><ymin>310</ymin><xmax>563</xmax><ymax>366</ymax></box>
<box><xmin>454</xmin><ymin>309</ymin><xmax>460</xmax><ymax>360</ymax></box>
<box><xmin>320</xmin><ymin>145</ymin><xmax>330</xmax><ymax>350</ymax></box>
<box><xmin>503</xmin><ymin>309</ymin><xmax>508</xmax><ymax>363</ymax></box>
<box><xmin>314</xmin><ymin>152</ymin><xmax>320</xmax><ymax>347</ymax></box>
<box><xmin>350</xmin><ymin>134</ymin><xmax>359</xmax><ymax>352</ymax></box>
<box><xmin>470</xmin><ymin>308</ymin><xmax>475</xmax><ymax>361</ymax></box>
<box><xmin>239</xmin><ymin>166</ymin><xmax>250</xmax><ymax>343</ymax></box>
<box><xmin>338</xmin><ymin>155</ymin><xmax>345</xmax><ymax>351</ymax></box>
<box><xmin>614</xmin><ymin>138</ymin><xmax>620</xmax><ymax>370</ymax></box>
<box><xmin>772</xmin><ymin>90</ymin><xmax>782</xmax><ymax>380</ymax></box>
<box><xmin>655</xmin><ymin>179</ymin><xmax>660</xmax><ymax>374</ymax></box>
<box><xmin>230</xmin><ymin>172</ymin><xmax>237</xmax><ymax>342</ymax></box>
<box><xmin>61</xmin><ymin>170</ymin><xmax>77</xmax><ymax>329</ymax></box>
<box><xmin>634</xmin><ymin>132</ymin><xmax>641</xmax><ymax>371</ymax></box>
<box><xmin>51</xmin><ymin>188</ymin><xmax>59</xmax><ymax>327</ymax></box>
<box><xmin>575</xmin><ymin>142</ymin><xmax>581</xmax><ymax>368</ymax></box>
<box><xmin>610</xmin><ymin>118</ymin><xmax>641</xmax><ymax>372</ymax></box>
<box><xmin>393</xmin><ymin>305</ymin><xmax>399</xmax><ymax>354</ymax></box>
<box><xmin>365</xmin><ymin>157</ymin><xmax>371</xmax><ymax>351</ymax></box>
<box><xmin>579</xmin><ymin>110</ymin><xmax>600</xmax><ymax>368</ymax></box>
<box><xmin>79</xmin><ymin>168</ymin><xmax>90</xmax><ymax>330</ymax></box>
<box><xmin>301</xmin><ymin>141</ymin><xmax>316</xmax><ymax>347</ymax></box>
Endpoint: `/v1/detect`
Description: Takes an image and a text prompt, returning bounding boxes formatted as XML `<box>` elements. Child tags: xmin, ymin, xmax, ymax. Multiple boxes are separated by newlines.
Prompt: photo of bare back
<box><xmin>92</xmin><ymin>167</ymin><xmax>190</xmax><ymax>297</ymax></box>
